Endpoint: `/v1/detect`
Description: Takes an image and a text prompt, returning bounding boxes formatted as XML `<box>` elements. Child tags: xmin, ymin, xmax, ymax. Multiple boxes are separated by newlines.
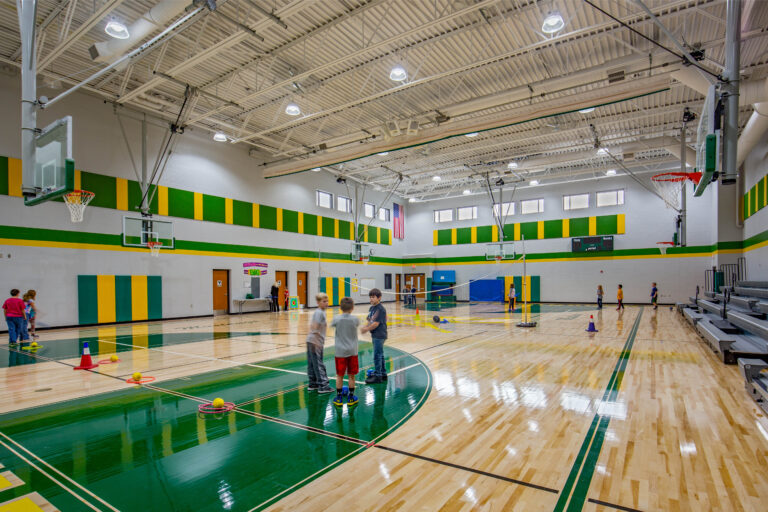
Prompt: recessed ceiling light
<box><xmin>311</xmin><ymin>167</ymin><xmax>322</xmax><ymax>172</ymax></box>
<box><xmin>463</xmin><ymin>189</ymin><xmax>471</xmax><ymax>195</ymax></box>
<box><xmin>105</xmin><ymin>19</ymin><xmax>129</xmax><ymax>39</ymax></box>
<box><xmin>596</xmin><ymin>148</ymin><xmax>609</xmax><ymax>156</ymax></box>
<box><xmin>213</xmin><ymin>132</ymin><xmax>227</xmax><ymax>142</ymax></box>
<box><xmin>432</xmin><ymin>175</ymin><xmax>441</xmax><ymax>181</ymax></box>
<box><xmin>465</xmin><ymin>132</ymin><xmax>479</xmax><ymax>137</ymax></box>
<box><xmin>389</xmin><ymin>65</ymin><xmax>407</xmax><ymax>82</ymax></box>
<box><xmin>578</xmin><ymin>107</ymin><xmax>595</xmax><ymax>114</ymax></box>
<box><xmin>408</xmin><ymin>197</ymin><xmax>417</xmax><ymax>203</ymax></box>
<box><xmin>377</xmin><ymin>151</ymin><xmax>389</xmax><ymax>156</ymax></box>
<box><xmin>606</xmin><ymin>169</ymin><xmax>617</xmax><ymax>176</ymax></box>
<box><xmin>285</xmin><ymin>102</ymin><xmax>301</xmax><ymax>116</ymax></box>
<box><xmin>542</xmin><ymin>11</ymin><xmax>565</xmax><ymax>34</ymax></box>
<box><xmin>507</xmin><ymin>162</ymin><xmax>518</xmax><ymax>169</ymax></box>
<box><xmin>529</xmin><ymin>180</ymin><xmax>539</xmax><ymax>186</ymax></box>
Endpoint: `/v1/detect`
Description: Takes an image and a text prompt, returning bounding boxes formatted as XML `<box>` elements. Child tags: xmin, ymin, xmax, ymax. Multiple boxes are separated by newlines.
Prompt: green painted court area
<box><xmin>0</xmin><ymin>343</ymin><xmax>431</xmax><ymax>511</ymax></box>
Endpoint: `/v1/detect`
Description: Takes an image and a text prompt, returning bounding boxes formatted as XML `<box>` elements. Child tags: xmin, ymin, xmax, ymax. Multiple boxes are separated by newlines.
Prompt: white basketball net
<box><xmin>650</xmin><ymin>178</ymin><xmax>683</xmax><ymax>210</ymax></box>
<box><xmin>147</xmin><ymin>241</ymin><xmax>162</xmax><ymax>257</ymax></box>
<box><xmin>63</xmin><ymin>190</ymin><xmax>95</xmax><ymax>223</ymax></box>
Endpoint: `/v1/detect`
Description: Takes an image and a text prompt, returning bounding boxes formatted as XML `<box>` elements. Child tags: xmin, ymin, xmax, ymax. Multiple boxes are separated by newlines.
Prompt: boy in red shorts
<box><xmin>330</xmin><ymin>297</ymin><xmax>361</xmax><ymax>406</ymax></box>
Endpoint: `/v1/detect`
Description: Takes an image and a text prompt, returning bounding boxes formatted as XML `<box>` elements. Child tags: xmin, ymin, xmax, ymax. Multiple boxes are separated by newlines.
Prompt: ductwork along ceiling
<box><xmin>1</xmin><ymin>0</ymin><xmax>767</xmax><ymax>201</ymax></box>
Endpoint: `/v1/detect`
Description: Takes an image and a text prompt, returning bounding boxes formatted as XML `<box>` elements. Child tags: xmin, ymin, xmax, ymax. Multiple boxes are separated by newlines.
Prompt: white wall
<box><xmin>742</xmin><ymin>134</ymin><xmax>768</xmax><ymax>279</ymax></box>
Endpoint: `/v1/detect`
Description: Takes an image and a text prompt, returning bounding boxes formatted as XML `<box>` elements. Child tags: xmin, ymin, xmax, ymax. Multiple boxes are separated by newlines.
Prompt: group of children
<box><xmin>3</xmin><ymin>289</ymin><xmax>38</xmax><ymax>344</ymax></box>
<box><xmin>306</xmin><ymin>287</ymin><xmax>388</xmax><ymax>407</ymax></box>
<box><xmin>596</xmin><ymin>282</ymin><xmax>658</xmax><ymax>310</ymax></box>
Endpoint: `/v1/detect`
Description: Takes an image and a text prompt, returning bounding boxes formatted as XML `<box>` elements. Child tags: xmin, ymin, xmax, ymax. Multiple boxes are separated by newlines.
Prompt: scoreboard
<box><xmin>572</xmin><ymin>236</ymin><xmax>614</xmax><ymax>252</ymax></box>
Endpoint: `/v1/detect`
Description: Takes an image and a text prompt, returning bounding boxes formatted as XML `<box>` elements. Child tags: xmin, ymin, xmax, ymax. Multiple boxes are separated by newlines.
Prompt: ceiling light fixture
<box><xmin>578</xmin><ymin>107</ymin><xmax>595</xmax><ymax>114</ymax></box>
<box><xmin>105</xmin><ymin>19</ymin><xmax>129</xmax><ymax>39</ymax></box>
<box><xmin>529</xmin><ymin>180</ymin><xmax>539</xmax><ymax>186</ymax></box>
<box><xmin>285</xmin><ymin>102</ymin><xmax>301</xmax><ymax>116</ymax></box>
<box><xmin>596</xmin><ymin>148</ymin><xmax>609</xmax><ymax>156</ymax></box>
<box><xmin>213</xmin><ymin>132</ymin><xmax>227</xmax><ymax>142</ymax></box>
<box><xmin>389</xmin><ymin>65</ymin><xmax>407</xmax><ymax>82</ymax></box>
<box><xmin>408</xmin><ymin>197</ymin><xmax>417</xmax><ymax>203</ymax></box>
<box><xmin>542</xmin><ymin>11</ymin><xmax>565</xmax><ymax>34</ymax></box>
<box><xmin>507</xmin><ymin>162</ymin><xmax>518</xmax><ymax>169</ymax></box>
<box><xmin>432</xmin><ymin>176</ymin><xmax>441</xmax><ymax>182</ymax></box>
<box><xmin>606</xmin><ymin>169</ymin><xmax>617</xmax><ymax>176</ymax></box>
<box><xmin>311</xmin><ymin>167</ymin><xmax>322</xmax><ymax>172</ymax></box>
<box><xmin>465</xmin><ymin>132</ymin><xmax>479</xmax><ymax>137</ymax></box>
<box><xmin>377</xmin><ymin>151</ymin><xmax>389</xmax><ymax>156</ymax></box>
<box><xmin>463</xmin><ymin>189</ymin><xmax>471</xmax><ymax>195</ymax></box>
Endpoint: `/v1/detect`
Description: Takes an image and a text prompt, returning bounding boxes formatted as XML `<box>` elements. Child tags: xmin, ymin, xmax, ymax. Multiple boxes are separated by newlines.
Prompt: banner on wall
<box><xmin>243</xmin><ymin>262</ymin><xmax>268</xmax><ymax>276</ymax></box>
<box><xmin>393</xmin><ymin>203</ymin><xmax>404</xmax><ymax>239</ymax></box>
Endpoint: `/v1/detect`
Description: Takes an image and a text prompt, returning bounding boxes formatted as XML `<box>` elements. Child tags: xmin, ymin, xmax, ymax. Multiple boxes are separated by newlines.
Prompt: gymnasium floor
<box><xmin>0</xmin><ymin>302</ymin><xmax>767</xmax><ymax>511</ymax></box>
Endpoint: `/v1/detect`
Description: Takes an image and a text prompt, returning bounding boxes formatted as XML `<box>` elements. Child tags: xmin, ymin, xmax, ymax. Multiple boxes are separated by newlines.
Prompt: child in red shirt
<box><xmin>3</xmin><ymin>289</ymin><xmax>29</xmax><ymax>344</ymax></box>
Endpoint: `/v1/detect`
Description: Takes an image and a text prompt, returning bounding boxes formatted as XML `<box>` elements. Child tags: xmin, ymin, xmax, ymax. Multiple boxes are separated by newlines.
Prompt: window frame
<box><xmin>520</xmin><ymin>198</ymin><xmax>544</xmax><ymax>215</ymax></box>
<box><xmin>563</xmin><ymin>193</ymin><xmax>590</xmax><ymax>211</ymax></box>
<box><xmin>457</xmin><ymin>205</ymin><xmax>478</xmax><ymax>220</ymax></box>
<box><xmin>378</xmin><ymin>207</ymin><xmax>391</xmax><ymax>222</ymax></box>
<box><xmin>316</xmin><ymin>189</ymin><xmax>333</xmax><ymax>209</ymax></box>
<box><xmin>433</xmin><ymin>208</ymin><xmax>454</xmax><ymax>223</ymax></box>
<box><xmin>337</xmin><ymin>195</ymin><xmax>352</xmax><ymax>213</ymax></box>
<box><xmin>596</xmin><ymin>188</ymin><xmax>625</xmax><ymax>207</ymax></box>
<box><xmin>363</xmin><ymin>202</ymin><xmax>376</xmax><ymax>218</ymax></box>
<box><xmin>492</xmin><ymin>202</ymin><xmax>515</xmax><ymax>218</ymax></box>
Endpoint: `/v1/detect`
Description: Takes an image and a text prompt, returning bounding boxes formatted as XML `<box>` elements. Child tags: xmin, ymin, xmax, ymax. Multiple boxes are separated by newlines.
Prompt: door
<box><xmin>212</xmin><ymin>269</ymin><xmax>229</xmax><ymax>314</ymax></box>
<box><xmin>276</xmin><ymin>271</ymin><xmax>288</xmax><ymax>309</ymax></box>
<box><xmin>395</xmin><ymin>274</ymin><xmax>401</xmax><ymax>302</ymax></box>
<box><xmin>297</xmin><ymin>271</ymin><xmax>308</xmax><ymax>307</ymax></box>
<box><xmin>404</xmin><ymin>273</ymin><xmax>426</xmax><ymax>301</ymax></box>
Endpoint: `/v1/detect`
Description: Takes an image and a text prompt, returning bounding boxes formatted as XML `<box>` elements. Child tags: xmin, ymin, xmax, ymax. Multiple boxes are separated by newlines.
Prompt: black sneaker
<box><xmin>365</xmin><ymin>375</ymin><xmax>383</xmax><ymax>384</ymax></box>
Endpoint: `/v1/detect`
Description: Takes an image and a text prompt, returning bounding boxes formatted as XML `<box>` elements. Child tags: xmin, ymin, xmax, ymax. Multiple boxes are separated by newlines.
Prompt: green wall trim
<box><xmin>0</xmin><ymin>156</ymin><xmax>9</xmax><ymax>196</ymax></box>
<box><xmin>743</xmin><ymin>173</ymin><xmax>767</xmax><ymax>220</ymax></box>
<box><xmin>77</xmin><ymin>275</ymin><xmax>98</xmax><ymax>325</ymax></box>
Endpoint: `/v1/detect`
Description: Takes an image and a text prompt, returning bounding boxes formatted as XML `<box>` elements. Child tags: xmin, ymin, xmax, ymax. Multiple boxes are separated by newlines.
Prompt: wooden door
<box><xmin>404</xmin><ymin>273</ymin><xmax>426</xmax><ymax>301</ymax></box>
<box><xmin>395</xmin><ymin>274</ymin><xmax>401</xmax><ymax>302</ymax></box>
<box><xmin>297</xmin><ymin>271</ymin><xmax>308</xmax><ymax>307</ymax></box>
<box><xmin>276</xmin><ymin>271</ymin><xmax>288</xmax><ymax>309</ymax></box>
<box><xmin>212</xmin><ymin>269</ymin><xmax>229</xmax><ymax>314</ymax></box>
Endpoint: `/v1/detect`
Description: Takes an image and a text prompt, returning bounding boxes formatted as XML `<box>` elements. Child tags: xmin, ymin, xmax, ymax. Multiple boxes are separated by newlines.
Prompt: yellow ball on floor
<box><xmin>30</xmin><ymin>342</ymin><xmax>39</xmax><ymax>348</ymax></box>
<box><xmin>132</xmin><ymin>372</ymin><xmax>142</xmax><ymax>382</ymax></box>
<box><xmin>110</xmin><ymin>355</ymin><xmax>119</xmax><ymax>362</ymax></box>
<box><xmin>212</xmin><ymin>397</ymin><xmax>225</xmax><ymax>409</ymax></box>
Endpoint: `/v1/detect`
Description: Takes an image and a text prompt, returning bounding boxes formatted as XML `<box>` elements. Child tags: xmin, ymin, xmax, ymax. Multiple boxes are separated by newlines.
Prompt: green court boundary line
<box><xmin>553</xmin><ymin>309</ymin><xmax>643</xmax><ymax>512</ymax></box>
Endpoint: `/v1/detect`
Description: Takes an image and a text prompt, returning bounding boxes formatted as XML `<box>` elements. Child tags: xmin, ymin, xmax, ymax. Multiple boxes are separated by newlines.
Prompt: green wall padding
<box><xmin>77</xmin><ymin>275</ymin><xmax>98</xmax><ymax>325</ymax></box>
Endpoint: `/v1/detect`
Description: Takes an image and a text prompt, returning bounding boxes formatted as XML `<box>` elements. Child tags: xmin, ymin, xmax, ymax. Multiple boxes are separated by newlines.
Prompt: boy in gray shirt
<box><xmin>306</xmin><ymin>293</ymin><xmax>333</xmax><ymax>393</ymax></box>
<box><xmin>330</xmin><ymin>297</ymin><xmax>361</xmax><ymax>406</ymax></box>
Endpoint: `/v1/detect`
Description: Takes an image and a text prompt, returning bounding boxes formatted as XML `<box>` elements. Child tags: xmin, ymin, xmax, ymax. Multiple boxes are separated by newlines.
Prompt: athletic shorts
<box><xmin>335</xmin><ymin>355</ymin><xmax>359</xmax><ymax>376</ymax></box>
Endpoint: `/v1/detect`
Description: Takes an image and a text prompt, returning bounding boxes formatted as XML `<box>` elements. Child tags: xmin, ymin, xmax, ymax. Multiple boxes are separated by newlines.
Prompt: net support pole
<box><xmin>721</xmin><ymin>0</ymin><xmax>741</xmax><ymax>185</ymax></box>
<box><xmin>680</xmin><ymin>120</ymin><xmax>687</xmax><ymax>246</ymax></box>
<box><xmin>19</xmin><ymin>0</ymin><xmax>37</xmax><ymax>198</ymax></box>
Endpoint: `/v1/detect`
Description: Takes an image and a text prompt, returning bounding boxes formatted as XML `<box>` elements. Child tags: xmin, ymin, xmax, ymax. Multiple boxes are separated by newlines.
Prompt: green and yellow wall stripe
<box><xmin>434</xmin><ymin>214</ymin><xmax>625</xmax><ymax>245</ymax></box>
<box><xmin>743</xmin><ymin>173</ymin><xmax>767</xmax><ymax>220</ymax></box>
<box><xmin>503</xmin><ymin>275</ymin><xmax>541</xmax><ymax>302</ymax></box>
<box><xmin>0</xmin><ymin>155</ymin><xmax>391</xmax><ymax>246</ymax></box>
<box><xmin>77</xmin><ymin>275</ymin><xmax>162</xmax><ymax>325</ymax></box>
<box><xmin>318</xmin><ymin>277</ymin><xmax>352</xmax><ymax>306</ymax></box>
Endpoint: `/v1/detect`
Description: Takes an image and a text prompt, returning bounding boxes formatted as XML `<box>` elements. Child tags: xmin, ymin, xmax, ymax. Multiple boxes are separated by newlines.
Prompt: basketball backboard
<box><xmin>350</xmin><ymin>242</ymin><xmax>372</xmax><ymax>261</ymax></box>
<box><xmin>123</xmin><ymin>216</ymin><xmax>175</xmax><ymax>249</ymax></box>
<box><xmin>24</xmin><ymin>116</ymin><xmax>75</xmax><ymax>206</ymax></box>
<box><xmin>694</xmin><ymin>85</ymin><xmax>720</xmax><ymax>197</ymax></box>
<box><xmin>485</xmin><ymin>242</ymin><xmax>515</xmax><ymax>260</ymax></box>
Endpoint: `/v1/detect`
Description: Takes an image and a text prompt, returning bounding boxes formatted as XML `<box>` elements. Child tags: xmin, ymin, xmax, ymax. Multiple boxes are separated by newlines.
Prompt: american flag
<box><xmin>393</xmin><ymin>203</ymin><xmax>404</xmax><ymax>239</ymax></box>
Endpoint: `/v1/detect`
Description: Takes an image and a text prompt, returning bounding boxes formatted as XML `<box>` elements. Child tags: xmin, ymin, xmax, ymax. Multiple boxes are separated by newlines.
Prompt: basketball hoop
<box><xmin>361</xmin><ymin>256</ymin><xmax>369</xmax><ymax>265</ymax></box>
<box><xmin>657</xmin><ymin>241</ymin><xmax>675</xmax><ymax>256</ymax></box>
<box><xmin>63</xmin><ymin>190</ymin><xmax>95</xmax><ymax>223</ymax></box>
<box><xmin>494</xmin><ymin>255</ymin><xmax>502</xmax><ymax>264</ymax></box>
<box><xmin>147</xmin><ymin>241</ymin><xmax>162</xmax><ymax>257</ymax></box>
<box><xmin>650</xmin><ymin>172</ymin><xmax>702</xmax><ymax>210</ymax></box>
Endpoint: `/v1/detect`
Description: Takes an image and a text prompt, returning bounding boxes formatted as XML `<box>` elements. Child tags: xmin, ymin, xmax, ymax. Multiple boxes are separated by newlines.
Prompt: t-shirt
<box><xmin>509</xmin><ymin>286</ymin><xmax>516</xmax><ymax>298</ymax></box>
<box><xmin>306</xmin><ymin>308</ymin><xmax>327</xmax><ymax>346</ymax></box>
<box><xmin>2</xmin><ymin>297</ymin><xmax>25</xmax><ymax>317</ymax></box>
<box><xmin>651</xmin><ymin>287</ymin><xmax>658</xmax><ymax>298</ymax></box>
<box><xmin>25</xmin><ymin>299</ymin><xmax>35</xmax><ymax>318</ymax></box>
<box><xmin>366</xmin><ymin>303</ymin><xmax>387</xmax><ymax>339</ymax></box>
<box><xmin>330</xmin><ymin>313</ymin><xmax>361</xmax><ymax>358</ymax></box>
<box><xmin>617</xmin><ymin>289</ymin><xmax>624</xmax><ymax>300</ymax></box>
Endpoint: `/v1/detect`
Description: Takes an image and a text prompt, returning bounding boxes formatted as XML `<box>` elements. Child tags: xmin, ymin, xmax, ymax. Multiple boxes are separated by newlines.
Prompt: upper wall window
<box><xmin>378</xmin><ymin>207</ymin><xmax>391</xmax><ymax>221</ymax></box>
<box><xmin>316</xmin><ymin>190</ymin><xmax>333</xmax><ymax>209</ymax></box>
<box><xmin>337</xmin><ymin>196</ymin><xmax>352</xmax><ymax>213</ymax></box>
<box><xmin>363</xmin><ymin>202</ymin><xmax>376</xmax><ymax>218</ymax></box>
<box><xmin>457</xmin><ymin>206</ymin><xmax>478</xmax><ymax>220</ymax></box>
<box><xmin>563</xmin><ymin>193</ymin><xmax>589</xmax><ymax>211</ymax></box>
<box><xmin>492</xmin><ymin>202</ymin><xmax>515</xmax><ymax>218</ymax></box>
<box><xmin>520</xmin><ymin>198</ymin><xmax>544</xmax><ymax>215</ymax></box>
<box><xmin>596</xmin><ymin>189</ymin><xmax>625</xmax><ymax>207</ymax></box>
<box><xmin>434</xmin><ymin>209</ymin><xmax>453</xmax><ymax>223</ymax></box>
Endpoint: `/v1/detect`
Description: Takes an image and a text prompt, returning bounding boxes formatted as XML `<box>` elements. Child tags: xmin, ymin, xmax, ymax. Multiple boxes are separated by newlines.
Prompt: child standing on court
<box><xmin>306</xmin><ymin>292</ymin><xmax>333</xmax><ymax>393</ymax></box>
<box><xmin>508</xmin><ymin>282</ymin><xmax>516</xmax><ymax>312</ymax></box>
<box><xmin>651</xmin><ymin>282</ymin><xmax>658</xmax><ymax>310</ymax></box>
<box><xmin>3</xmin><ymin>289</ymin><xmax>29</xmax><ymax>345</ymax></box>
<box><xmin>330</xmin><ymin>297</ymin><xmax>361</xmax><ymax>406</ymax></box>
<box><xmin>362</xmin><ymin>288</ymin><xmax>388</xmax><ymax>384</ymax></box>
<box><xmin>616</xmin><ymin>284</ymin><xmax>625</xmax><ymax>311</ymax></box>
<box><xmin>23</xmin><ymin>290</ymin><xmax>38</xmax><ymax>339</ymax></box>
<box><xmin>597</xmin><ymin>285</ymin><xmax>604</xmax><ymax>309</ymax></box>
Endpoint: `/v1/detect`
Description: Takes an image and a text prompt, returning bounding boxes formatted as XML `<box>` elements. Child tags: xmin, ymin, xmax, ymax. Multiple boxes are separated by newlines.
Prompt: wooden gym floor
<box><xmin>0</xmin><ymin>302</ymin><xmax>766</xmax><ymax>511</ymax></box>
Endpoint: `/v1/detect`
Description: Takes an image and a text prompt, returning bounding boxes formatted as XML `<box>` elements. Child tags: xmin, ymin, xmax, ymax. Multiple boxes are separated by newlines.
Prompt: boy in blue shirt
<box><xmin>361</xmin><ymin>288</ymin><xmax>388</xmax><ymax>384</ymax></box>
<box><xmin>651</xmin><ymin>282</ymin><xmax>658</xmax><ymax>310</ymax></box>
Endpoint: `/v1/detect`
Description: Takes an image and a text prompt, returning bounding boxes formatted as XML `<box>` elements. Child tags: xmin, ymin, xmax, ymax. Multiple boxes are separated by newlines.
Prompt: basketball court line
<box><xmin>0</xmin><ymin>431</ymin><xmax>119</xmax><ymax>512</ymax></box>
<box><xmin>587</xmin><ymin>498</ymin><xmax>644</xmax><ymax>512</ymax></box>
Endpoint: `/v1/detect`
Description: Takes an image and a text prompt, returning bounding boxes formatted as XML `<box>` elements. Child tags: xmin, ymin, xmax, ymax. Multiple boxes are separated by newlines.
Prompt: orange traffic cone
<box><xmin>74</xmin><ymin>341</ymin><xmax>99</xmax><ymax>370</ymax></box>
<box><xmin>415</xmin><ymin>308</ymin><xmax>420</xmax><ymax>317</ymax></box>
<box><xmin>586</xmin><ymin>315</ymin><xmax>598</xmax><ymax>332</ymax></box>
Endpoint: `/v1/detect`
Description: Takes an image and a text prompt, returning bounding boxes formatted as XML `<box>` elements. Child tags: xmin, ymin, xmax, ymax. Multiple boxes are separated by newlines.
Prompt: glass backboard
<box><xmin>123</xmin><ymin>216</ymin><xmax>175</xmax><ymax>249</ymax></box>
<box><xmin>25</xmin><ymin>116</ymin><xmax>75</xmax><ymax>206</ymax></box>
